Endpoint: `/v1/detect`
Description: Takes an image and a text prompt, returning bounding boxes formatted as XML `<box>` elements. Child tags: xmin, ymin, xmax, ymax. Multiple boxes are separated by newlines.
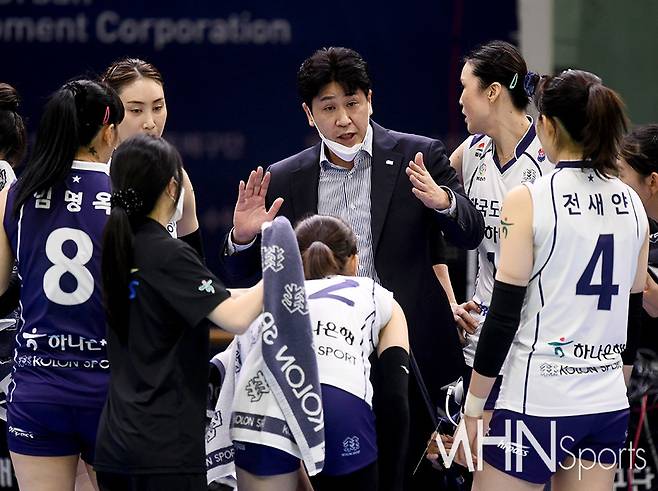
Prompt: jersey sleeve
<box><xmin>152</xmin><ymin>243</ymin><xmax>231</xmax><ymax>327</ymax></box>
<box><xmin>459</xmin><ymin>134</ymin><xmax>482</xmax><ymax>182</ymax></box>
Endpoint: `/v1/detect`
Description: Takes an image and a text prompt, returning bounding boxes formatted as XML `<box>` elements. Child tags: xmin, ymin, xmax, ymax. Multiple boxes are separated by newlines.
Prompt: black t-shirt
<box><xmin>95</xmin><ymin>219</ymin><xmax>230</xmax><ymax>474</ymax></box>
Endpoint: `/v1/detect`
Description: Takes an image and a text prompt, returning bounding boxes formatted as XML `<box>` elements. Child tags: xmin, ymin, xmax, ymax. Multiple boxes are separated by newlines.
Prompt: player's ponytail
<box><xmin>0</xmin><ymin>82</ymin><xmax>27</xmax><ymax>166</ymax></box>
<box><xmin>302</xmin><ymin>241</ymin><xmax>341</xmax><ymax>279</ymax></box>
<box><xmin>102</xmin><ymin>134</ymin><xmax>182</xmax><ymax>341</ymax></box>
<box><xmin>582</xmin><ymin>83</ymin><xmax>627</xmax><ymax>176</ymax></box>
<box><xmin>295</xmin><ymin>215</ymin><xmax>358</xmax><ymax>280</ymax></box>
<box><xmin>534</xmin><ymin>69</ymin><xmax>627</xmax><ymax>177</ymax></box>
<box><xmin>13</xmin><ymin>79</ymin><xmax>124</xmax><ymax>215</ymax></box>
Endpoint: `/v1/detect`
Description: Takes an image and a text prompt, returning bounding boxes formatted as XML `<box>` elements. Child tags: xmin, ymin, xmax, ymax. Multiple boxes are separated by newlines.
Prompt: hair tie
<box><xmin>102</xmin><ymin>106</ymin><xmax>110</xmax><ymax>125</ymax></box>
<box><xmin>524</xmin><ymin>71</ymin><xmax>539</xmax><ymax>97</ymax></box>
<box><xmin>509</xmin><ymin>73</ymin><xmax>519</xmax><ymax>90</ymax></box>
<box><xmin>111</xmin><ymin>188</ymin><xmax>143</xmax><ymax>216</ymax></box>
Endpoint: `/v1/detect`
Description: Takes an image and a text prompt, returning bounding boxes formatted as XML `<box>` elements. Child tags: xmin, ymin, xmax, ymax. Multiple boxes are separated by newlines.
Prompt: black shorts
<box><xmin>97</xmin><ymin>472</ymin><xmax>206</xmax><ymax>491</ymax></box>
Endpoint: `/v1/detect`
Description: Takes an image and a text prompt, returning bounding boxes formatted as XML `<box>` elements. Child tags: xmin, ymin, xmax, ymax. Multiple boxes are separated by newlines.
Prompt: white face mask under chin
<box><xmin>170</xmin><ymin>187</ymin><xmax>185</xmax><ymax>223</ymax></box>
<box><xmin>313</xmin><ymin>118</ymin><xmax>372</xmax><ymax>163</ymax></box>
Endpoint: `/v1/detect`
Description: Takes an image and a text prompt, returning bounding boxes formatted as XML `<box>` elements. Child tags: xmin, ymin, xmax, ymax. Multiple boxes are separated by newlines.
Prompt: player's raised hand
<box><xmin>232</xmin><ymin>166</ymin><xmax>284</xmax><ymax>244</ymax></box>
<box><xmin>406</xmin><ymin>152</ymin><xmax>451</xmax><ymax>210</ymax></box>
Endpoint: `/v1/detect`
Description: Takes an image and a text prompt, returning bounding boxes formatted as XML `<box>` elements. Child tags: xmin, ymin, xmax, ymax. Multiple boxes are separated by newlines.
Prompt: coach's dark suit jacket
<box><xmin>220</xmin><ymin>121</ymin><xmax>484</xmax><ymax>485</ymax></box>
<box><xmin>223</xmin><ymin>121</ymin><xmax>483</xmax><ymax>391</ymax></box>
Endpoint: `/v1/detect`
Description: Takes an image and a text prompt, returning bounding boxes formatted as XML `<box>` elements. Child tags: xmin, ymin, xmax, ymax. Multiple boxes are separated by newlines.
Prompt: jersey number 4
<box><xmin>576</xmin><ymin>234</ymin><xmax>619</xmax><ymax>310</ymax></box>
<box><xmin>43</xmin><ymin>228</ymin><xmax>94</xmax><ymax>306</ymax></box>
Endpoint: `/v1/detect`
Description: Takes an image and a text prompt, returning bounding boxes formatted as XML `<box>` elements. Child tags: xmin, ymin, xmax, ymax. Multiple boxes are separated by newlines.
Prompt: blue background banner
<box><xmin>2</xmin><ymin>0</ymin><xmax>517</xmax><ymax>273</ymax></box>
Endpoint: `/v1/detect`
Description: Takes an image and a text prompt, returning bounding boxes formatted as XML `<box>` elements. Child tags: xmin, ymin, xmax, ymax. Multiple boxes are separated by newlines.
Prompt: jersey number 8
<box><xmin>43</xmin><ymin>228</ymin><xmax>94</xmax><ymax>306</ymax></box>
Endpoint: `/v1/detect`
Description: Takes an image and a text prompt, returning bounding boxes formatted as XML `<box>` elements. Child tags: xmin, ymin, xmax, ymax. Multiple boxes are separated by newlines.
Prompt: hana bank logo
<box><xmin>548</xmin><ymin>337</ymin><xmax>573</xmax><ymax>358</ymax></box>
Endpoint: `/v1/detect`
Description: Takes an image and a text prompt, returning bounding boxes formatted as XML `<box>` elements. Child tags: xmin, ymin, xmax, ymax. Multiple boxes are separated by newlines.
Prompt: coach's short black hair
<box><xmin>297</xmin><ymin>47</ymin><xmax>371</xmax><ymax>108</ymax></box>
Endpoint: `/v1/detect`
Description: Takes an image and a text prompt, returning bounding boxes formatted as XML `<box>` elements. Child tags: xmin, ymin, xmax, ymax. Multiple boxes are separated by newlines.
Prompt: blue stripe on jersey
<box><xmin>530</xmin><ymin>170</ymin><xmax>562</xmax><ymax>282</ymax></box>
<box><xmin>469</xmin><ymin>134</ymin><xmax>486</xmax><ymax>148</ymax></box>
<box><xmin>628</xmin><ymin>186</ymin><xmax>640</xmax><ymax>239</ymax></box>
<box><xmin>360</xmin><ymin>310</ymin><xmax>376</xmax><ymax>400</ymax></box>
<box><xmin>492</xmin><ymin>122</ymin><xmax>537</xmax><ymax>174</ymax></box>
<box><xmin>555</xmin><ymin>160</ymin><xmax>591</xmax><ymax>169</ymax></box>
<box><xmin>523</xmin><ymin>277</ymin><xmax>545</xmax><ymax>414</ymax></box>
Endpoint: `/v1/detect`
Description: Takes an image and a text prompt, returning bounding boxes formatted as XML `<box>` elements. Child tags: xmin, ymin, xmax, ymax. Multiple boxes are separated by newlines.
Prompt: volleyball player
<box><xmin>101</xmin><ymin>58</ymin><xmax>200</xmax><ymax>244</ymax></box>
<box><xmin>0</xmin><ymin>82</ymin><xmax>25</xmax><ymax>408</ymax></box>
<box><xmin>452</xmin><ymin>41</ymin><xmax>553</xmax><ymax>416</ymax></box>
<box><xmin>618</xmin><ymin>125</ymin><xmax>658</xmax><ymax>316</ymax></box>
<box><xmin>458</xmin><ymin>69</ymin><xmax>648</xmax><ymax>490</ymax></box>
<box><xmin>234</xmin><ymin>214</ymin><xmax>410</xmax><ymax>491</ymax></box>
<box><xmin>0</xmin><ymin>79</ymin><xmax>123</xmax><ymax>491</ymax></box>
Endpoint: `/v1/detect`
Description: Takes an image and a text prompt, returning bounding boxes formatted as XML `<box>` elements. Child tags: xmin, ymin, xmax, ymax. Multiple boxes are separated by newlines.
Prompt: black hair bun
<box><xmin>0</xmin><ymin>83</ymin><xmax>20</xmax><ymax>111</ymax></box>
<box><xmin>524</xmin><ymin>72</ymin><xmax>541</xmax><ymax>97</ymax></box>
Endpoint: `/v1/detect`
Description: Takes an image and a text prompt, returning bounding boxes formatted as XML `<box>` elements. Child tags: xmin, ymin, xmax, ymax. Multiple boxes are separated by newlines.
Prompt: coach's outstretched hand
<box><xmin>406</xmin><ymin>152</ymin><xmax>452</xmax><ymax>210</ymax></box>
<box><xmin>232</xmin><ymin>166</ymin><xmax>284</xmax><ymax>244</ymax></box>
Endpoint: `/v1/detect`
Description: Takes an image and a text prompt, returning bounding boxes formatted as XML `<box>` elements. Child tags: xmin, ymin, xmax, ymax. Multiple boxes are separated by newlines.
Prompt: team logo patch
<box><xmin>474</xmin><ymin>141</ymin><xmax>486</xmax><ymax>158</ymax></box>
<box><xmin>261</xmin><ymin>245</ymin><xmax>285</xmax><ymax>272</ymax></box>
<box><xmin>206</xmin><ymin>410</ymin><xmax>224</xmax><ymax>443</ymax></box>
<box><xmin>539</xmin><ymin>362</ymin><xmax>559</xmax><ymax>377</ymax></box>
<box><xmin>245</xmin><ymin>370</ymin><xmax>270</xmax><ymax>402</ymax></box>
<box><xmin>341</xmin><ymin>435</ymin><xmax>361</xmax><ymax>457</ymax></box>
<box><xmin>281</xmin><ymin>283</ymin><xmax>308</xmax><ymax>314</ymax></box>
<box><xmin>199</xmin><ymin>279</ymin><xmax>216</xmax><ymax>294</ymax></box>
<box><xmin>537</xmin><ymin>148</ymin><xmax>546</xmax><ymax>162</ymax></box>
<box><xmin>521</xmin><ymin>168</ymin><xmax>538</xmax><ymax>183</ymax></box>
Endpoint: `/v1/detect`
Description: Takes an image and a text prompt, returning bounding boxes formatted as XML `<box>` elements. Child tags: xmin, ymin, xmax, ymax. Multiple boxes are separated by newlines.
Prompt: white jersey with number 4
<box><xmin>496</xmin><ymin>161</ymin><xmax>648</xmax><ymax>416</ymax></box>
<box><xmin>460</xmin><ymin>121</ymin><xmax>553</xmax><ymax>367</ymax></box>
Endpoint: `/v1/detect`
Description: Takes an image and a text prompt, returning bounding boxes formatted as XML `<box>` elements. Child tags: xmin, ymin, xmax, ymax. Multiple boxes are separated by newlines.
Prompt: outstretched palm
<box><xmin>232</xmin><ymin>166</ymin><xmax>284</xmax><ymax>244</ymax></box>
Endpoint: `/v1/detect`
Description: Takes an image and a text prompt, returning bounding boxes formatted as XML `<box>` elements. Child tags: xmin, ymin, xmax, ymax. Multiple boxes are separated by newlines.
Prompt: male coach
<box><xmin>221</xmin><ymin>47</ymin><xmax>484</xmax><ymax>489</ymax></box>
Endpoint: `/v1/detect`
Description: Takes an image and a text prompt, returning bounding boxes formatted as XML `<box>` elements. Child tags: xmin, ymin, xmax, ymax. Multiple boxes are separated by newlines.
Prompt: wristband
<box><xmin>463</xmin><ymin>391</ymin><xmax>486</xmax><ymax>418</ymax></box>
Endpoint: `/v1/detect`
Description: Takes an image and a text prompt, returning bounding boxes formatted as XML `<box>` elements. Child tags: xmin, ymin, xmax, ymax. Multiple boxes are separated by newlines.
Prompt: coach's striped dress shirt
<box><xmin>317</xmin><ymin>127</ymin><xmax>380</xmax><ymax>283</ymax></box>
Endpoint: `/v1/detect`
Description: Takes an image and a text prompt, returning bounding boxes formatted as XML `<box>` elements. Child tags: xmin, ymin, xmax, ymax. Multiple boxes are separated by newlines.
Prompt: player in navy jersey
<box><xmin>233</xmin><ymin>215</ymin><xmax>410</xmax><ymax>491</ymax></box>
<box><xmin>94</xmin><ymin>135</ymin><xmax>264</xmax><ymax>491</ymax></box>
<box><xmin>618</xmin><ymin>125</ymin><xmax>658</xmax><ymax>316</ymax></box>
<box><xmin>456</xmin><ymin>70</ymin><xmax>647</xmax><ymax>490</ymax></box>
<box><xmin>102</xmin><ymin>58</ymin><xmax>201</xmax><ymax>248</ymax></box>
<box><xmin>0</xmin><ymin>79</ymin><xmax>124</xmax><ymax>490</ymax></box>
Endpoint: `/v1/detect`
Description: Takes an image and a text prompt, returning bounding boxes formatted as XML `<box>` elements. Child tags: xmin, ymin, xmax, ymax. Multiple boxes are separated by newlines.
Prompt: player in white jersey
<box><xmin>451</xmin><ymin>41</ymin><xmax>553</xmax><ymax>411</ymax></box>
<box><xmin>234</xmin><ymin>215</ymin><xmax>410</xmax><ymax>491</ymax></box>
<box><xmin>429</xmin><ymin>43</ymin><xmax>553</xmax><ymax>463</ymax></box>
<box><xmin>101</xmin><ymin>58</ymin><xmax>201</xmax><ymax>248</ymax></box>
<box><xmin>456</xmin><ymin>70</ymin><xmax>648</xmax><ymax>490</ymax></box>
